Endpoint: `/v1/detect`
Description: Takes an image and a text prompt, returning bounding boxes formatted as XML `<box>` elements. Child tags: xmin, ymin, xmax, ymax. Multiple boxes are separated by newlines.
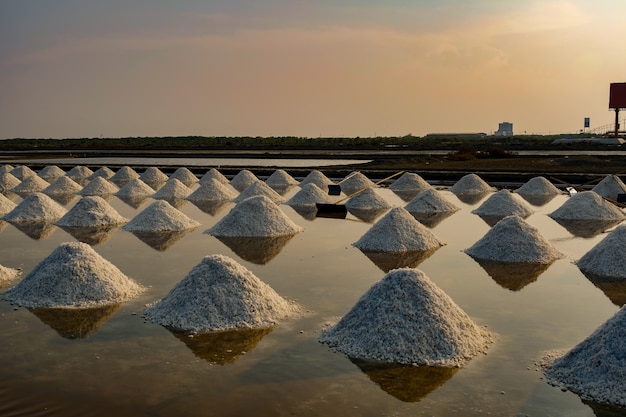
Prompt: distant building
<box><xmin>424</xmin><ymin>132</ymin><xmax>487</xmax><ymax>139</ymax></box>
<box><xmin>495</xmin><ymin>122</ymin><xmax>513</xmax><ymax>136</ymax></box>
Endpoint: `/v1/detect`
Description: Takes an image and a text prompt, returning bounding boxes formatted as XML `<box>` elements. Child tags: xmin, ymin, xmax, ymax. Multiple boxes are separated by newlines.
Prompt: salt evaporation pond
<box><xmin>0</xmin><ymin>164</ymin><xmax>624</xmax><ymax>417</ymax></box>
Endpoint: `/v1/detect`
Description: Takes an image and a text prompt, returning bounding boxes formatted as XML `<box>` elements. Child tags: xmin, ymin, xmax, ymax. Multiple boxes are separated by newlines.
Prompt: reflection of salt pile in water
<box><xmin>38</xmin><ymin>165</ymin><xmax>65</xmax><ymax>181</ymax></box>
<box><xmin>170</xmin><ymin>167</ymin><xmax>198</xmax><ymax>187</ymax></box>
<box><xmin>115</xmin><ymin>178</ymin><xmax>154</xmax><ymax>198</ymax></box>
<box><xmin>139</xmin><ymin>167</ymin><xmax>169</xmax><ymax>188</ymax></box>
<box><xmin>233</xmin><ymin>181</ymin><xmax>284</xmax><ymax>205</ymax></box>
<box><xmin>465</xmin><ymin>215</ymin><xmax>563</xmax><ymax>263</ymax></box>
<box><xmin>230</xmin><ymin>169</ymin><xmax>259</xmax><ymax>192</ymax></box>
<box><xmin>285</xmin><ymin>183</ymin><xmax>332</xmax><ymax>207</ymax></box>
<box><xmin>550</xmin><ymin>191</ymin><xmax>625</xmax><ymax>221</ymax></box>
<box><xmin>577</xmin><ymin>225</ymin><xmax>626</xmax><ymax>279</ymax></box>
<box><xmin>188</xmin><ymin>178</ymin><xmax>237</xmax><ymax>203</ymax></box>
<box><xmin>354</xmin><ymin>207</ymin><xmax>444</xmax><ymax>252</ymax></box>
<box><xmin>345</xmin><ymin>188</ymin><xmax>391</xmax><ymax>211</ymax></box>
<box><xmin>200</xmin><ymin>168</ymin><xmax>229</xmax><ymax>185</ymax></box>
<box><xmin>123</xmin><ymin>200</ymin><xmax>200</xmax><ymax>232</ymax></box>
<box><xmin>11</xmin><ymin>165</ymin><xmax>37</xmax><ymax>180</ymax></box>
<box><xmin>2</xmin><ymin>242</ymin><xmax>144</xmax><ymax>308</ymax></box>
<box><xmin>207</xmin><ymin>195</ymin><xmax>303</xmax><ymax>237</ymax></box>
<box><xmin>319</xmin><ymin>268</ymin><xmax>491</xmax><ymax>366</ymax></box>
<box><xmin>340</xmin><ymin>172</ymin><xmax>374</xmax><ymax>195</ymax></box>
<box><xmin>66</xmin><ymin>166</ymin><xmax>94</xmax><ymax>182</ymax></box>
<box><xmin>43</xmin><ymin>176</ymin><xmax>82</xmax><ymax>196</ymax></box>
<box><xmin>300</xmin><ymin>170</ymin><xmax>334</xmax><ymax>191</ymax></box>
<box><xmin>472</xmin><ymin>189</ymin><xmax>533</xmax><ymax>219</ymax></box>
<box><xmin>0</xmin><ymin>173</ymin><xmax>21</xmax><ymax>193</ymax></box>
<box><xmin>543</xmin><ymin>305</ymin><xmax>626</xmax><ymax>407</ymax></box>
<box><xmin>110</xmin><ymin>166</ymin><xmax>140</xmax><ymax>187</ymax></box>
<box><xmin>592</xmin><ymin>175</ymin><xmax>626</xmax><ymax>201</ymax></box>
<box><xmin>3</xmin><ymin>192</ymin><xmax>67</xmax><ymax>223</ymax></box>
<box><xmin>144</xmin><ymin>254</ymin><xmax>300</xmax><ymax>332</ymax></box>
<box><xmin>266</xmin><ymin>169</ymin><xmax>298</xmax><ymax>190</ymax></box>
<box><xmin>79</xmin><ymin>177</ymin><xmax>119</xmax><ymax>196</ymax></box>
<box><xmin>0</xmin><ymin>263</ymin><xmax>21</xmax><ymax>284</ymax></box>
<box><xmin>450</xmin><ymin>173</ymin><xmax>495</xmax><ymax>195</ymax></box>
<box><xmin>56</xmin><ymin>196</ymin><xmax>128</xmax><ymax>227</ymax></box>
<box><xmin>89</xmin><ymin>166</ymin><xmax>115</xmax><ymax>180</ymax></box>
<box><xmin>0</xmin><ymin>193</ymin><xmax>17</xmax><ymax>216</ymax></box>
<box><xmin>12</xmin><ymin>175</ymin><xmax>50</xmax><ymax>195</ymax></box>
<box><xmin>152</xmin><ymin>178</ymin><xmax>192</xmax><ymax>200</ymax></box>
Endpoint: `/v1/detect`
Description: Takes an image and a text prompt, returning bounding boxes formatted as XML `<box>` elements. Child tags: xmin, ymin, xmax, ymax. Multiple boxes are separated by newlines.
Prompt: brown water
<box><xmin>0</xmin><ymin>184</ymin><xmax>624</xmax><ymax>417</ymax></box>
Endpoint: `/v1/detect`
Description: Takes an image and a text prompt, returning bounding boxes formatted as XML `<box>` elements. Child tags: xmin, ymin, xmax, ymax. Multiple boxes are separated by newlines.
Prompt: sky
<box><xmin>1</xmin><ymin>1</ymin><xmax>625</xmax><ymax>139</ymax></box>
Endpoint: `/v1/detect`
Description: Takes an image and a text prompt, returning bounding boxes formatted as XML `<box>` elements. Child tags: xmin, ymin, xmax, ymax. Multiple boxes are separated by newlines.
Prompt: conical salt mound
<box><xmin>1</xmin><ymin>242</ymin><xmax>144</xmax><ymax>308</ymax></box>
<box><xmin>592</xmin><ymin>175</ymin><xmax>626</xmax><ymax>201</ymax></box>
<box><xmin>115</xmin><ymin>178</ymin><xmax>154</xmax><ymax>198</ymax></box>
<box><xmin>38</xmin><ymin>165</ymin><xmax>65</xmax><ymax>181</ymax></box>
<box><xmin>233</xmin><ymin>181</ymin><xmax>284</xmax><ymax>204</ymax></box>
<box><xmin>123</xmin><ymin>200</ymin><xmax>200</xmax><ymax>232</ymax></box>
<box><xmin>266</xmin><ymin>169</ymin><xmax>298</xmax><ymax>188</ymax></box>
<box><xmin>389</xmin><ymin>172</ymin><xmax>432</xmax><ymax>192</ymax></box>
<box><xmin>187</xmin><ymin>178</ymin><xmax>237</xmax><ymax>203</ymax></box>
<box><xmin>43</xmin><ymin>176</ymin><xmax>82</xmax><ymax>196</ymax></box>
<box><xmin>170</xmin><ymin>167</ymin><xmax>198</xmax><ymax>187</ymax></box>
<box><xmin>89</xmin><ymin>166</ymin><xmax>115</xmax><ymax>180</ymax></box>
<box><xmin>550</xmin><ymin>191</ymin><xmax>625</xmax><ymax>221</ymax></box>
<box><xmin>0</xmin><ymin>173</ymin><xmax>21</xmax><ymax>193</ymax></box>
<box><xmin>0</xmin><ymin>165</ymin><xmax>14</xmax><ymax>174</ymax></box>
<box><xmin>207</xmin><ymin>195</ymin><xmax>303</xmax><ymax>237</ymax></box>
<box><xmin>345</xmin><ymin>188</ymin><xmax>391</xmax><ymax>211</ymax></box>
<box><xmin>0</xmin><ymin>263</ymin><xmax>21</xmax><ymax>283</ymax></box>
<box><xmin>10</xmin><ymin>165</ymin><xmax>37</xmax><ymax>180</ymax></box>
<box><xmin>144</xmin><ymin>254</ymin><xmax>299</xmax><ymax>332</ymax></box>
<box><xmin>405</xmin><ymin>189</ymin><xmax>459</xmax><ymax>215</ymax></box>
<box><xmin>543</xmin><ymin>305</ymin><xmax>626</xmax><ymax>407</ymax></box>
<box><xmin>285</xmin><ymin>183</ymin><xmax>332</xmax><ymax>207</ymax></box>
<box><xmin>0</xmin><ymin>193</ymin><xmax>17</xmax><ymax>216</ymax></box>
<box><xmin>66</xmin><ymin>166</ymin><xmax>94</xmax><ymax>181</ymax></box>
<box><xmin>200</xmin><ymin>168</ymin><xmax>229</xmax><ymax>185</ymax></box>
<box><xmin>12</xmin><ymin>175</ymin><xmax>49</xmax><ymax>194</ymax></box>
<box><xmin>110</xmin><ymin>166</ymin><xmax>140</xmax><ymax>186</ymax></box>
<box><xmin>577</xmin><ymin>225</ymin><xmax>626</xmax><ymax>279</ymax></box>
<box><xmin>515</xmin><ymin>176</ymin><xmax>561</xmax><ymax>196</ymax></box>
<box><xmin>465</xmin><ymin>215</ymin><xmax>563</xmax><ymax>263</ymax></box>
<box><xmin>230</xmin><ymin>169</ymin><xmax>259</xmax><ymax>192</ymax></box>
<box><xmin>139</xmin><ymin>167</ymin><xmax>168</xmax><ymax>188</ymax></box>
<box><xmin>152</xmin><ymin>178</ymin><xmax>192</xmax><ymax>200</ymax></box>
<box><xmin>472</xmin><ymin>189</ymin><xmax>533</xmax><ymax>218</ymax></box>
<box><xmin>354</xmin><ymin>207</ymin><xmax>444</xmax><ymax>252</ymax></box>
<box><xmin>56</xmin><ymin>196</ymin><xmax>128</xmax><ymax>228</ymax></box>
<box><xmin>300</xmin><ymin>170</ymin><xmax>334</xmax><ymax>191</ymax></box>
<box><xmin>450</xmin><ymin>174</ymin><xmax>495</xmax><ymax>195</ymax></box>
<box><xmin>3</xmin><ymin>193</ymin><xmax>67</xmax><ymax>223</ymax></box>
<box><xmin>340</xmin><ymin>172</ymin><xmax>374</xmax><ymax>195</ymax></box>
<box><xmin>319</xmin><ymin>268</ymin><xmax>491</xmax><ymax>367</ymax></box>
<box><xmin>79</xmin><ymin>177</ymin><xmax>119</xmax><ymax>196</ymax></box>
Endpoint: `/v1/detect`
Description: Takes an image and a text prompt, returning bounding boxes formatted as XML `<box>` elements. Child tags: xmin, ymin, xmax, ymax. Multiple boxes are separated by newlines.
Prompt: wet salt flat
<box><xmin>0</xmin><ymin>165</ymin><xmax>625</xmax><ymax>417</ymax></box>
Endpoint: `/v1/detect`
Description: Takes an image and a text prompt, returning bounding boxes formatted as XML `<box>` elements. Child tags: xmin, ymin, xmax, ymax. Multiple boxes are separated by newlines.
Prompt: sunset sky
<box><xmin>1</xmin><ymin>1</ymin><xmax>625</xmax><ymax>139</ymax></box>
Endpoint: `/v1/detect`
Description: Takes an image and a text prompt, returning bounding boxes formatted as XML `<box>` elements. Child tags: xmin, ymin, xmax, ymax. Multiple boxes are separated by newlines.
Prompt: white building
<box><xmin>495</xmin><ymin>122</ymin><xmax>513</xmax><ymax>136</ymax></box>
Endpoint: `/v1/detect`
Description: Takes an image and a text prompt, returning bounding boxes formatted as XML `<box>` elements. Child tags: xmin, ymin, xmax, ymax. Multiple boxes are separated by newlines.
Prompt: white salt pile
<box><xmin>0</xmin><ymin>263</ymin><xmax>21</xmax><ymax>284</ymax></box>
<box><xmin>187</xmin><ymin>178</ymin><xmax>237</xmax><ymax>203</ymax></box>
<box><xmin>577</xmin><ymin>225</ymin><xmax>626</xmax><ymax>279</ymax></box>
<box><xmin>1</xmin><ymin>242</ymin><xmax>144</xmax><ymax>308</ymax></box>
<box><xmin>450</xmin><ymin>173</ymin><xmax>495</xmax><ymax>194</ymax></box>
<box><xmin>543</xmin><ymin>305</ymin><xmax>626</xmax><ymax>407</ymax></box>
<box><xmin>56</xmin><ymin>196</ymin><xmax>128</xmax><ymax>228</ymax></box>
<box><xmin>340</xmin><ymin>172</ymin><xmax>374</xmax><ymax>195</ymax></box>
<box><xmin>0</xmin><ymin>173</ymin><xmax>21</xmax><ymax>193</ymax></box>
<box><xmin>233</xmin><ymin>181</ymin><xmax>284</xmax><ymax>205</ymax></box>
<box><xmin>592</xmin><ymin>175</ymin><xmax>626</xmax><ymax>201</ymax></box>
<box><xmin>0</xmin><ymin>165</ymin><xmax>14</xmax><ymax>174</ymax></box>
<box><xmin>144</xmin><ymin>254</ymin><xmax>299</xmax><ymax>332</ymax></box>
<box><xmin>43</xmin><ymin>176</ymin><xmax>83</xmax><ymax>196</ymax></box>
<box><xmin>285</xmin><ymin>183</ymin><xmax>332</xmax><ymax>207</ymax></box>
<box><xmin>353</xmin><ymin>207</ymin><xmax>444</xmax><ymax>252</ymax></box>
<box><xmin>472</xmin><ymin>189</ymin><xmax>534</xmax><ymax>218</ymax></box>
<box><xmin>300</xmin><ymin>170</ymin><xmax>334</xmax><ymax>191</ymax></box>
<box><xmin>389</xmin><ymin>172</ymin><xmax>432</xmax><ymax>192</ymax></box>
<box><xmin>319</xmin><ymin>268</ymin><xmax>491</xmax><ymax>367</ymax></box>
<box><xmin>38</xmin><ymin>165</ymin><xmax>65</xmax><ymax>181</ymax></box>
<box><xmin>345</xmin><ymin>188</ymin><xmax>391</xmax><ymax>211</ymax></box>
<box><xmin>3</xmin><ymin>192</ymin><xmax>67</xmax><ymax>223</ymax></box>
<box><xmin>66</xmin><ymin>166</ymin><xmax>94</xmax><ymax>181</ymax></box>
<box><xmin>230</xmin><ymin>169</ymin><xmax>259</xmax><ymax>192</ymax></box>
<box><xmin>115</xmin><ymin>178</ymin><xmax>154</xmax><ymax>198</ymax></box>
<box><xmin>89</xmin><ymin>166</ymin><xmax>115</xmax><ymax>180</ymax></box>
<box><xmin>200</xmin><ymin>168</ymin><xmax>229</xmax><ymax>185</ymax></box>
<box><xmin>405</xmin><ymin>189</ymin><xmax>459</xmax><ymax>216</ymax></box>
<box><xmin>11</xmin><ymin>175</ymin><xmax>50</xmax><ymax>195</ymax></box>
<box><xmin>465</xmin><ymin>215</ymin><xmax>563</xmax><ymax>263</ymax></box>
<box><xmin>207</xmin><ymin>195</ymin><xmax>303</xmax><ymax>237</ymax></box>
<box><xmin>10</xmin><ymin>165</ymin><xmax>37</xmax><ymax>180</ymax></box>
<box><xmin>0</xmin><ymin>193</ymin><xmax>17</xmax><ymax>216</ymax></box>
<box><xmin>170</xmin><ymin>167</ymin><xmax>198</xmax><ymax>187</ymax></box>
<box><xmin>550</xmin><ymin>191</ymin><xmax>625</xmax><ymax>221</ymax></box>
<box><xmin>152</xmin><ymin>178</ymin><xmax>192</xmax><ymax>200</ymax></box>
<box><xmin>110</xmin><ymin>166</ymin><xmax>140</xmax><ymax>186</ymax></box>
<box><xmin>266</xmin><ymin>169</ymin><xmax>298</xmax><ymax>189</ymax></box>
<box><xmin>139</xmin><ymin>167</ymin><xmax>169</xmax><ymax>188</ymax></box>
<box><xmin>515</xmin><ymin>176</ymin><xmax>561</xmax><ymax>197</ymax></box>
<box><xmin>79</xmin><ymin>177</ymin><xmax>120</xmax><ymax>196</ymax></box>
<box><xmin>123</xmin><ymin>200</ymin><xmax>200</xmax><ymax>232</ymax></box>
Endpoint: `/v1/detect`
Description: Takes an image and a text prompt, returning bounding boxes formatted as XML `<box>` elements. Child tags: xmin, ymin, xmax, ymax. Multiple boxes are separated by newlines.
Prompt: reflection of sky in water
<box><xmin>0</xmin><ymin>184</ymin><xmax>623</xmax><ymax>416</ymax></box>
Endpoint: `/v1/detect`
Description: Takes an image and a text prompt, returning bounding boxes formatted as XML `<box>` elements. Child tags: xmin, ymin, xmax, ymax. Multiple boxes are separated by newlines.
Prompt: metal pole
<box><xmin>616</xmin><ymin>108</ymin><xmax>620</xmax><ymax>138</ymax></box>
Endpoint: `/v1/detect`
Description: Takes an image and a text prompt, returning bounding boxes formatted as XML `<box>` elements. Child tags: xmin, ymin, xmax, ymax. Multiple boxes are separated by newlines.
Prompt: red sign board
<box><xmin>609</xmin><ymin>83</ymin><xmax>626</xmax><ymax>109</ymax></box>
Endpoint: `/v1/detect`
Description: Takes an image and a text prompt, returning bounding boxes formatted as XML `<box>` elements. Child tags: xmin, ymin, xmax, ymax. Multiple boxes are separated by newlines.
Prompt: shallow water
<box><xmin>0</xmin><ymin>173</ymin><xmax>625</xmax><ymax>416</ymax></box>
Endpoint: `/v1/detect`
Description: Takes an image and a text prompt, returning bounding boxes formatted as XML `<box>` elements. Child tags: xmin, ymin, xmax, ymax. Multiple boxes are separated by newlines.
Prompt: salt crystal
<box><xmin>3</xmin><ymin>192</ymin><xmax>67</xmax><ymax>223</ymax></box>
<box><xmin>43</xmin><ymin>176</ymin><xmax>82</xmax><ymax>196</ymax></box>
<box><xmin>550</xmin><ymin>191</ymin><xmax>625</xmax><ymax>221</ymax></box>
<box><xmin>152</xmin><ymin>178</ymin><xmax>192</xmax><ymax>200</ymax></box>
<box><xmin>592</xmin><ymin>175</ymin><xmax>626</xmax><ymax>201</ymax></box>
<box><xmin>230</xmin><ymin>169</ymin><xmax>259</xmax><ymax>192</ymax></box>
<box><xmin>233</xmin><ymin>181</ymin><xmax>284</xmax><ymax>205</ymax></box>
<box><xmin>285</xmin><ymin>183</ymin><xmax>332</xmax><ymax>207</ymax></box>
<box><xmin>56</xmin><ymin>196</ymin><xmax>128</xmax><ymax>228</ymax></box>
<box><xmin>79</xmin><ymin>177</ymin><xmax>120</xmax><ymax>196</ymax></box>
<box><xmin>577</xmin><ymin>225</ymin><xmax>626</xmax><ymax>279</ymax></box>
<box><xmin>123</xmin><ymin>200</ymin><xmax>200</xmax><ymax>232</ymax></box>
<box><xmin>110</xmin><ymin>166</ymin><xmax>140</xmax><ymax>186</ymax></box>
<box><xmin>170</xmin><ymin>167</ymin><xmax>198</xmax><ymax>187</ymax></box>
<box><xmin>472</xmin><ymin>189</ymin><xmax>533</xmax><ymax>218</ymax></box>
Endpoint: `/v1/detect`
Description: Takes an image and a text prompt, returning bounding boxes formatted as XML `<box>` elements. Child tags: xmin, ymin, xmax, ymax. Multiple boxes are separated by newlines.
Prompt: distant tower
<box><xmin>495</xmin><ymin>122</ymin><xmax>513</xmax><ymax>136</ymax></box>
